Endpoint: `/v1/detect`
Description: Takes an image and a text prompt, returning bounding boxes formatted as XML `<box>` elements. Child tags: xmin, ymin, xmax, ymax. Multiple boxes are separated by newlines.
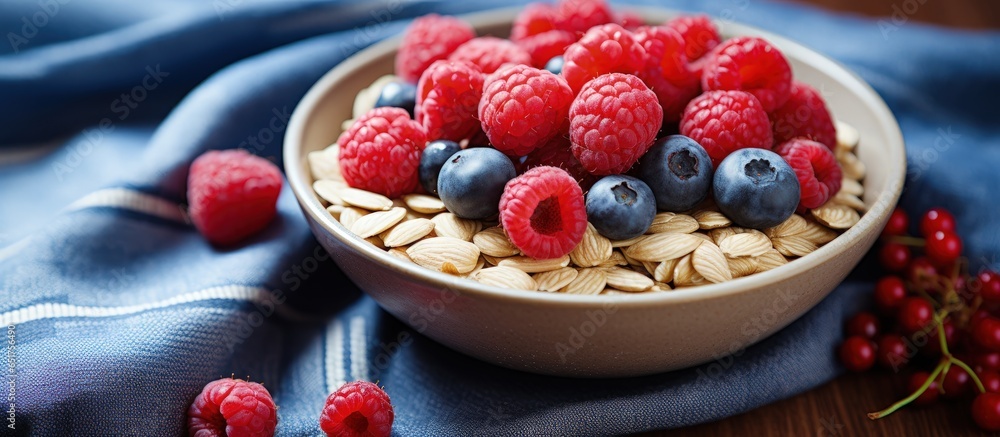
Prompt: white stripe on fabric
<box><xmin>0</xmin><ymin>285</ymin><xmax>310</xmax><ymax>326</ymax></box>
<box><xmin>64</xmin><ymin>187</ymin><xmax>189</xmax><ymax>223</ymax></box>
<box><xmin>349</xmin><ymin>316</ymin><xmax>368</xmax><ymax>382</ymax></box>
<box><xmin>325</xmin><ymin>318</ymin><xmax>347</xmax><ymax>394</ymax></box>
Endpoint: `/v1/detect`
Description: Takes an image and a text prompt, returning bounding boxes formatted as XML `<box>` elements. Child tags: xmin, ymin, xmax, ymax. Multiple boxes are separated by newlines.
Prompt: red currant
<box><xmin>876</xmin><ymin>334</ymin><xmax>910</xmax><ymax>370</ymax></box>
<box><xmin>908</xmin><ymin>371</ymin><xmax>940</xmax><ymax>406</ymax></box>
<box><xmin>906</xmin><ymin>257</ymin><xmax>938</xmax><ymax>285</ymax></box>
<box><xmin>874</xmin><ymin>276</ymin><xmax>908</xmax><ymax>315</ymax></box>
<box><xmin>839</xmin><ymin>335</ymin><xmax>876</xmax><ymax>372</ymax></box>
<box><xmin>923</xmin><ymin>319</ymin><xmax>956</xmax><ymax>357</ymax></box>
<box><xmin>977</xmin><ymin>353</ymin><xmax>1000</xmax><ymax>373</ymax></box>
<box><xmin>973</xmin><ymin>392</ymin><xmax>1000</xmax><ymax>431</ymax></box>
<box><xmin>977</xmin><ymin>271</ymin><xmax>1000</xmax><ymax>304</ymax></box>
<box><xmin>898</xmin><ymin>297</ymin><xmax>934</xmax><ymax>334</ymax></box>
<box><xmin>920</xmin><ymin>207</ymin><xmax>956</xmax><ymax>236</ymax></box>
<box><xmin>926</xmin><ymin>231</ymin><xmax>962</xmax><ymax>268</ymax></box>
<box><xmin>882</xmin><ymin>208</ymin><xmax>909</xmax><ymax>236</ymax></box>
<box><xmin>846</xmin><ymin>312</ymin><xmax>879</xmax><ymax>339</ymax></box>
<box><xmin>974</xmin><ymin>316</ymin><xmax>1000</xmax><ymax>352</ymax></box>
<box><xmin>879</xmin><ymin>242</ymin><xmax>911</xmax><ymax>272</ymax></box>
<box><xmin>982</xmin><ymin>370</ymin><xmax>1000</xmax><ymax>393</ymax></box>
<box><xmin>942</xmin><ymin>365</ymin><xmax>972</xmax><ymax>399</ymax></box>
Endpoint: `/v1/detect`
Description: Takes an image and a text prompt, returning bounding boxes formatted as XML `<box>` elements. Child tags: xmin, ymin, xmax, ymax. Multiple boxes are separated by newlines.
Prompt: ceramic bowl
<box><xmin>284</xmin><ymin>7</ymin><xmax>905</xmax><ymax>377</ymax></box>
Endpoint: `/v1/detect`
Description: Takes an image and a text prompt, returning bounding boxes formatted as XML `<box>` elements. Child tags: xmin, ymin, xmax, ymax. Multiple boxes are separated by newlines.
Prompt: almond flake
<box><xmin>482</xmin><ymin>254</ymin><xmax>504</xmax><ymax>266</ymax></box>
<box><xmin>326</xmin><ymin>204</ymin><xmax>345</xmax><ymax>220</ymax></box>
<box><xmin>710</xmin><ymin>227</ymin><xmax>739</xmax><ymax>245</ymax></box>
<box><xmin>440</xmin><ymin>261</ymin><xmax>461</xmax><ymax>276</ymax></box>
<box><xmin>406</xmin><ymin>237</ymin><xmax>481</xmax><ymax>274</ymax></box>
<box><xmin>431</xmin><ymin>213</ymin><xmax>482</xmax><ymax>241</ymax></box>
<box><xmin>351</xmin><ymin>207</ymin><xmax>406</xmax><ymax>238</ymax></box>
<box><xmin>835</xmin><ymin>120</ymin><xmax>860</xmax><ymax>151</ymax></box>
<box><xmin>533</xmin><ymin>267</ymin><xmax>579</xmax><ymax>292</ymax></box>
<box><xmin>559</xmin><ymin>268</ymin><xmax>607</xmax><ymax>295</ymax></box>
<box><xmin>340</xmin><ymin>187</ymin><xmax>393</xmax><ymax>211</ymax></box>
<box><xmin>765</xmin><ymin>214</ymin><xmax>808</xmax><ymax>239</ymax></box>
<box><xmin>841</xmin><ymin>178</ymin><xmax>864</xmax><ymax>196</ymax></box>
<box><xmin>798</xmin><ymin>219</ymin><xmax>839</xmax><ymax>244</ymax></box>
<box><xmin>471</xmin><ymin>266</ymin><xmax>537</xmax><ymax>290</ymax></box>
<box><xmin>727</xmin><ymin>256</ymin><xmax>757</xmax><ymax>278</ymax></box>
<box><xmin>308</xmin><ymin>145</ymin><xmax>343</xmax><ymax>182</ymax></box>
<box><xmin>472</xmin><ymin>226</ymin><xmax>520</xmax><ymax>257</ymax></box>
<box><xmin>652</xmin><ymin>281</ymin><xmax>672</xmax><ymax>292</ymax></box>
<box><xmin>338</xmin><ymin>207</ymin><xmax>367</xmax><ymax>229</ymax></box>
<box><xmin>691</xmin><ymin>232</ymin><xmax>714</xmax><ymax>243</ymax></box>
<box><xmin>387</xmin><ymin>247</ymin><xmax>412</xmax><ymax>262</ymax></box>
<box><xmin>381</xmin><ymin>218</ymin><xmax>434</xmax><ymax>247</ymax></box>
<box><xmin>623</xmin><ymin>232</ymin><xmax>703</xmax><ymax>262</ymax></box>
<box><xmin>719</xmin><ymin>231</ymin><xmax>772</xmax><ymax>258</ymax></box>
<box><xmin>654</xmin><ymin>258</ymin><xmax>678</xmax><ymax>283</ymax></box>
<box><xmin>570</xmin><ymin>223</ymin><xmax>613</xmax><ymax>267</ymax></box>
<box><xmin>772</xmin><ymin>235</ymin><xmax>818</xmax><ymax>257</ymax></box>
<box><xmin>641</xmin><ymin>261</ymin><xmax>659</xmax><ymax>276</ymax></box>
<box><xmin>841</xmin><ymin>152</ymin><xmax>866</xmax><ymax>180</ymax></box>
<box><xmin>692</xmin><ymin>241</ymin><xmax>733</xmax><ymax>283</ymax></box>
<box><xmin>811</xmin><ymin>202</ymin><xmax>861</xmax><ymax>229</ymax></box>
<box><xmin>598</xmin><ymin>250</ymin><xmax>629</xmax><ymax>268</ymax></box>
<box><xmin>403</xmin><ymin>194</ymin><xmax>447</xmax><ymax>214</ymax></box>
<box><xmin>754</xmin><ymin>249</ymin><xmax>788</xmax><ymax>273</ymax></box>
<box><xmin>833</xmin><ymin>191</ymin><xmax>866</xmax><ymax>211</ymax></box>
<box><xmin>610</xmin><ymin>234</ymin><xmax>648</xmax><ymax>248</ymax></box>
<box><xmin>498</xmin><ymin>255</ymin><xmax>570</xmax><ymax>273</ymax></box>
<box><xmin>647</xmin><ymin>212</ymin><xmax>700</xmax><ymax>234</ymax></box>
<box><xmin>313</xmin><ymin>180</ymin><xmax>347</xmax><ymax>205</ymax></box>
<box><xmin>604</xmin><ymin>267</ymin><xmax>654</xmax><ymax>292</ymax></box>
<box><xmin>673</xmin><ymin>254</ymin><xmax>707</xmax><ymax>287</ymax></box>
<box><xmin>693</xmin><ymin>209</ymin><xmax>732</xmax><ymax>230</ymax></box>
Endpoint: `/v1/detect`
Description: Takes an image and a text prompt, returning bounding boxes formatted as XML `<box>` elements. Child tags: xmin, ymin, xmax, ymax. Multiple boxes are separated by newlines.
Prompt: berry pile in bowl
<box><xmin>284</xmin><ymin>1</ymin><xmax>906</xmax><ymax>377</ymax></box>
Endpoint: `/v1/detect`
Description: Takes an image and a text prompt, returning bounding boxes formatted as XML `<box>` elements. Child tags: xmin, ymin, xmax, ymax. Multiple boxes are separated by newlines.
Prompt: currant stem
<box><xmin>868</xmin><ymin>360</ymin><xmax>947</xmax><ymax>420</ymax></box>
<box><xmin>951</xmin><ymin>358</ymin><xmax>987</xmax><ymax>394</ymax></box>
<box><xmin>887</xmin><ymin>235</ymin><xmax>926</xmax><ymax>247</ymax></box>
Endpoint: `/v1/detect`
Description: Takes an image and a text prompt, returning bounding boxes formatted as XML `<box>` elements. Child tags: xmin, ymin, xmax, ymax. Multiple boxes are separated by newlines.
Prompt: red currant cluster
<box><xmin>838</xmin><ymin>207</ymin><xmax>1000</xmax><ymax>430</ymax></box>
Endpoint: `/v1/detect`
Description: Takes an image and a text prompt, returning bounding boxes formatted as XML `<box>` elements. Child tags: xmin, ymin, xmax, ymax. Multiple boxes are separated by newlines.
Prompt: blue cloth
<box><xmin>1</xmin><ymin>0</ymin><xmax>998</xmax><ymax>435</ymax></box>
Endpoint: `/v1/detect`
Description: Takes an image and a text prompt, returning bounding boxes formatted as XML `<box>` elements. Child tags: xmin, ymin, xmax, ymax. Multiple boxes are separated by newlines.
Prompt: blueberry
<box><xmin>713</xmin><ymin>148</ymin><xmax>800</xmax><ymax>229</ymax></box>
<box><xmin>585</xmin><ymin>175</ymin><xmax>656</xmax><ymax>240</ymax></box>
<box><xmin>636</xmin><ymin>135</ymin><xmax>714</xmax><ymax>212</ymax></box>
<box><xmin>374</xmin><ymin>81</ymin><xmax>417</xmax><ymax>117</ymax></box>
<box><xmin>419</xmin><ymin>140</ymin><xmax>462</xmax><ymax>195</ymax></box>
<box><xmin>437</xmin><ymin>148</ymin><xmax>516</xmax><ymax>220</ymax></box>
<box><xmin>544</xmin><ymin>56</ymin><xmax>564</xmax><ymax>75</ymax></box>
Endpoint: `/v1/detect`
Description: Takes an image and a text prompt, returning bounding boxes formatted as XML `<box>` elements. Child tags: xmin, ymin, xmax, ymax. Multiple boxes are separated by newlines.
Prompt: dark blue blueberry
<box><xmin>374</xmin><ymin>81</ymin><xmax>417</xmax><ymax>117</ymax></box>
<box><xmin>585</xmin><ymin>175</ymin><xmax>656</xmax><ymax>240</ymax></box>
<box><xmin>437</xmin><ymin>148</ymin><xmax>516</xmax><ymax>220</ymax></box>
<box><xmin>419</xmin><ymin>140</ymin><xmax>462</xmax><ymax>195</ymax></box>
<box><xmin>713</xmin><ymin>148</ymin><xmax>800</xmax><ymax>229</ymax></box>
<box><xmin>636</xmin><ymin>135</ymin><xmax>714</xmax><ymax>212</ymax></box>
<box><xmin>544</xmin><ymin>56</ymin><xmax>564</xmax><ymax>75</ymax></box>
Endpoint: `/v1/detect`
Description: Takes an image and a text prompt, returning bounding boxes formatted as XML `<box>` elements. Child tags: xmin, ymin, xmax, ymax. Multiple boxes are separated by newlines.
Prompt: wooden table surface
<box><xmin>651</xmin><ymin>1</ymin><xmax>998</xmax><ymax>436</ymax></box>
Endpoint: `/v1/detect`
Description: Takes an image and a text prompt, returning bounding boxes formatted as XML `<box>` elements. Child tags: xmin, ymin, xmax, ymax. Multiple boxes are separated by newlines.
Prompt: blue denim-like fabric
<box><xmin>0</xmin><ymin>0</ymin><xmax>998</xmax><ymax>435</ymax></box>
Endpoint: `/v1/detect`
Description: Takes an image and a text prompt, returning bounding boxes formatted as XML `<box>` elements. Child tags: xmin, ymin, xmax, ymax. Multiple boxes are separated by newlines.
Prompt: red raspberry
<box><xmin>562</xmin><ymin>24</ymin><xmax>647</xmax><ymax>93</ymax></box>
<box><xmin>479</xmin><ymin>65</ymin><xmax>574</xmax><ymax>157</ymax></box>
<box><xmin>395</xmin><ymin>14</ymin><xmax>475</xmax><ymax>83</ymax></box>
<box><xmin>447</xmin><ymin>36</ymin><xmax>532</xmax><ymax>75</ymax></box>
<box><xmin>569</xmin><ymin>73</ymin><xmax>662</xmax><ymax>175</ymax></box>
<box><xmin>775</xmin><ymin>138</ymin><xmax>842</xmax><ymax>210</ymax></box>
<box><xmin>415</xmin><ymin>60</ymin><xmax>484</xmax><ymax>142</ymax></box>
<box><xmin>338</xmin><ymin>107</ymin><xmax>426</xmax><ymax>198</ymax></box>
<box><xmin>187</xmin><ymin>378</ymin><xmax>277</xmax><ymax>437</ymax></box>
<box><xmin>187</xmin><ymin>150</ymin><xmax>282</xmax><ymax>246</ymax></box>
<box><xmin>770</xmin><ymin>81</ymin><xmax>837</xmax><ymax>149</ymax></box>
<box><xmin>510</xmin><ymin>3</ymin><xmax>560</xmax><ymax>41</ymax></box>
<box><xmin>618</xmin><ymin>10</ymin><xmax>646</xmax><ymax>31</ymax></box>
<box><xmin>556</xmin><ymin>0</ymin><xmax>616</xmax><ymax>35</ymax></box>
<box><xmin>633</xmin><ymin>25</ymin><xmax>700</xmax><ymax>122</ymax></box>
<box><xmin>680</xmin><ymin>90</ymin><xmax>774</xmax><ymax>167</ymax></box>
<box><xmin>521</xmin><ymin>135</ymin><xmax>598</xmax><ymax>191</ymax></box>
<box><xmin>319</xmin><ymin>381</ymin><xmax>393</xmax><ymax>437</ymax></box>
<box><xmin>702</xmin><ymin>36</ymin><xmax>792</xmax><ymax>112</ymax></box>
<box><xmin>500</xmin><ymin>166</ymin><xmax>587</xmax><ymax>259</ymax></box>
<box><xmin>517</xmin><ymin>30</ymin><xmax>578</xmax><ymax>68</ymax></box>
<box><xmin>666</xmin><ymin>15</ymin><xmax>721</xmax><ymax>64</ymax></box>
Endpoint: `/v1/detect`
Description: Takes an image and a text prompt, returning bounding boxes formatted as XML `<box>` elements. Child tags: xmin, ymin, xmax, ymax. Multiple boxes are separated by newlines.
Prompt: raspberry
<box><xmin>187</xmin><ymin>150</ymin><xmax>282</xmax><ymax>246</ymax></box>
<box><xmin>680</xmin><ymin>90</ymin><xmax>774</xmax><ymax>167</ymax></box>
<box><xmin>319</xmin><ymin>381</ymin><xmax>394</xmax><ymax>437</ymax></box>
<box><xmin>556</xmin><ymin>0</ymin><xmax>616</xmax><ymax>35</ymax></box>
<box><xmin>562</xmin><ymin>24</ymin><xmax>647</xmax><ymax>93</ymax></box>
<box><xmin>187</xmin><ymin>378</ymin><xmax>277</xmax><ymax>437</ymax></box>
<box><xmin>569</xmin><ymin>73</ymin><xmax>662</xmax><ymax>175</ymax></box>
<box><xmin>775</xmin><ymin>138</ymin><xmax>842</xmax><ymax>210</ymax></box>
<box><xmin>447</xmin><ymin>37</ymin><xmax>532</xmax><ymax>75</ymax></box>
<box><xmin>770</xmin><ymin>81</ymin><xmax>837</xmax><ymax>149</ymax></box>
<box><xmin>499</xmin><ymin>166</ymin><xmax>587</xmax><ymax>259</ymax></box>
<box><xmin>517</xmin><ymin>30</ymin><xmax>578</xmax><ymax>68</ymax></box>
<box><xmin>702</xmin><ymin>36</ymin><xmax>792</xmax><ymax>112</ymax></box>
<box><xmin>510</xmin><ymin>3</ymin><xmax>560</xmax><ymax>41</ymax></box>
<box><xmin>338</xmin><ymin>107</ymin><xmax>426</xmax><ymax>198</ymax></box>
<box><xmin>618</xmin><ymin>10</ymin><xmax>646</xmax><ymax>31</ymax></box>
<box><xmin>521</xmin><ymin>135</ymin><xmax>598</xmax><ymax>191</ymax></box>
<box><xmin>479</xmin><ymin>65</ymin><xmax>574</xmax><ymax>157</ymax></box>
<box><xmin>666</xmin><ymin>15</ymin><xmax>721</xmax><ymax>64</ymax></box>
<box><xmin>395</xmin><ymin>14</ymin><xmax>475</xmax><ymax>83</ymax></box>
<box><xmin>633</xmin><ymin>25</ymin><xmax>700</xmax><ymax>122</ymax></box>
<box><xmin>415</xmin><ymin>60</ymin><xmax>484</xmax><ymax>142</ymax></box>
